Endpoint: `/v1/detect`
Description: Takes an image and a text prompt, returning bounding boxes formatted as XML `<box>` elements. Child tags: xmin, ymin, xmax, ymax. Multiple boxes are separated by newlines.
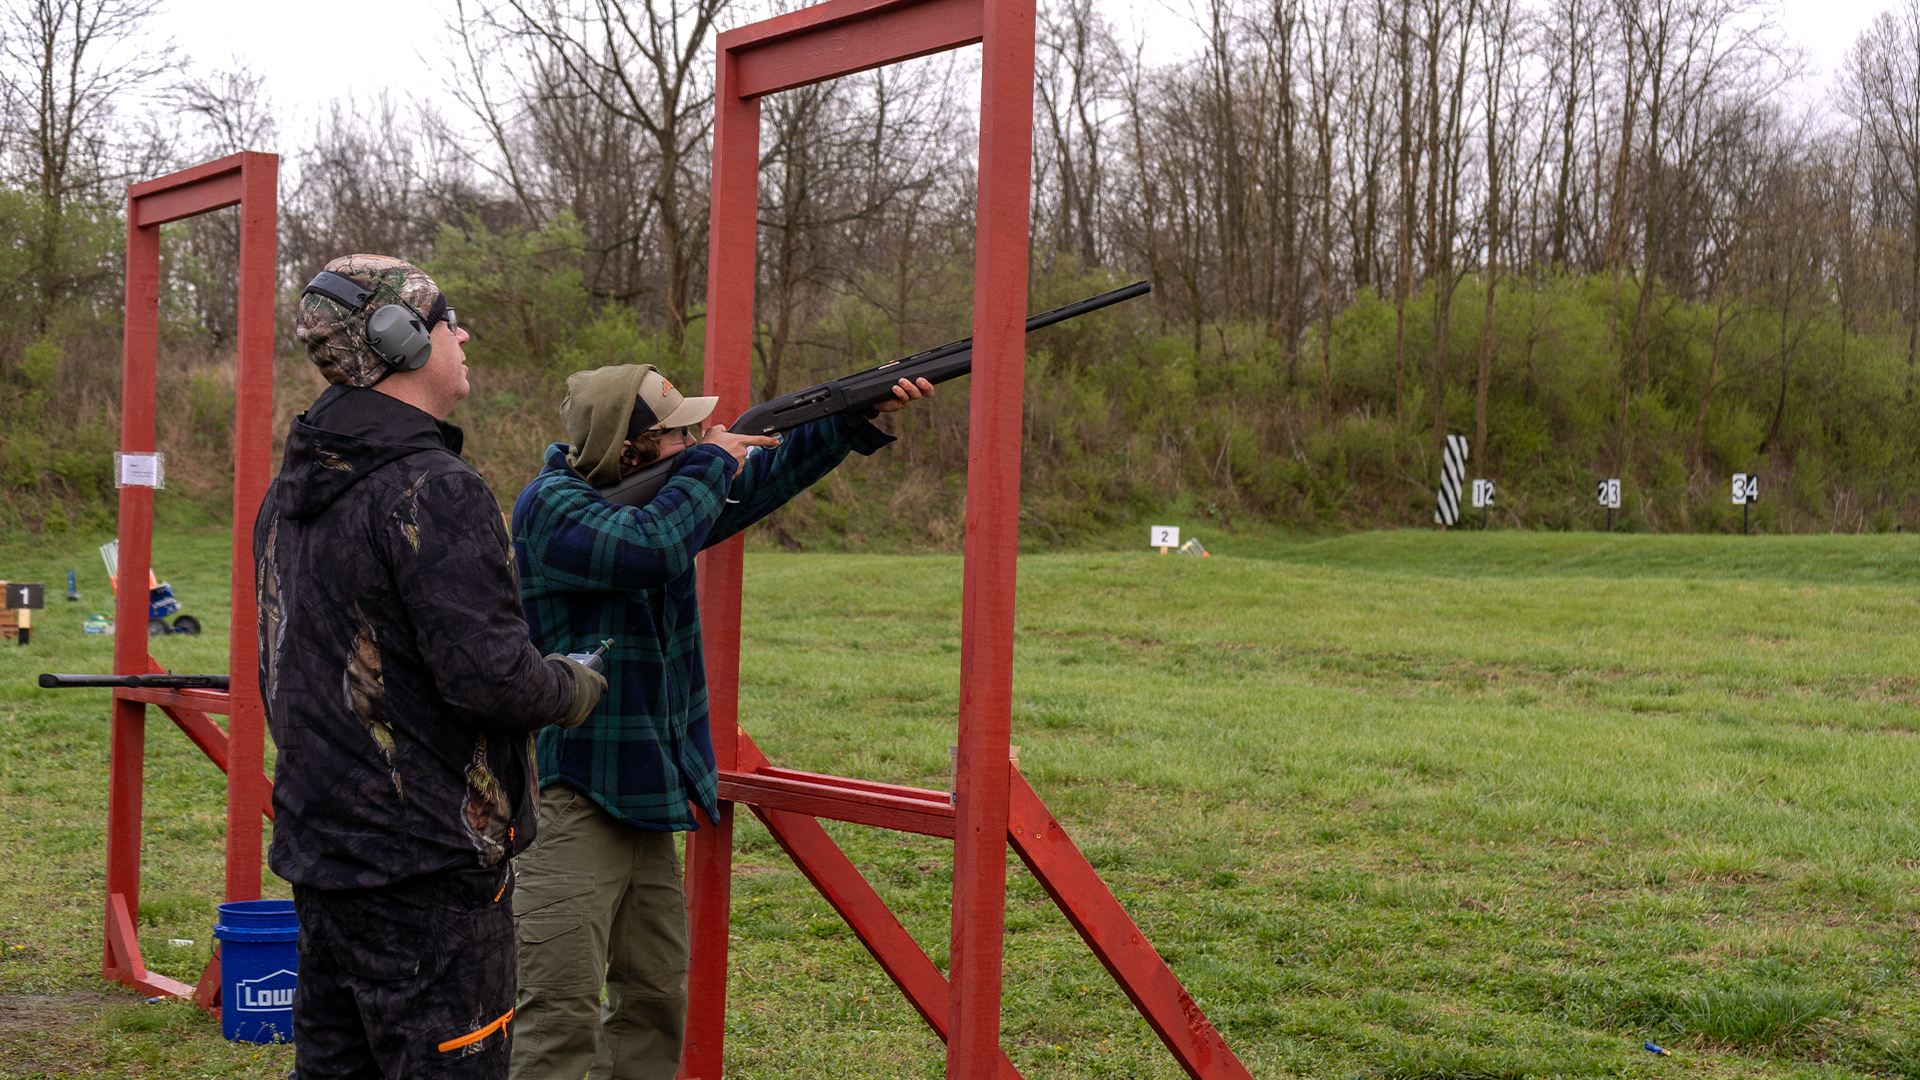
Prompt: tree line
<box><xmin>4</xmin><ymin>0</ymin><xmax>1920</xmax><ymax>541</ymax></box>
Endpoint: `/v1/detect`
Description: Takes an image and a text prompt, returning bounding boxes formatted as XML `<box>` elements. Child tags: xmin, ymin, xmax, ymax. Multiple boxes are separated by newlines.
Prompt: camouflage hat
<box><xmin>296</xmin><ymin>254</ymin><xmax>444</xmax><ymax>387</ymax></box>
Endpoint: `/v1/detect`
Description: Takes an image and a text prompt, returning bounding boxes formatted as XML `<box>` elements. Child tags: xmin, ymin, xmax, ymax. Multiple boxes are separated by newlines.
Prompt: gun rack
<box><xmin>686</xmin><ymin>1</ymin><xmax>1249</xmax><ymax>1076</ymax></box>
<box><xmin>103</xmin><ymin>152</ymin><xmax>279</xmax><ymax>1014</ymax></box>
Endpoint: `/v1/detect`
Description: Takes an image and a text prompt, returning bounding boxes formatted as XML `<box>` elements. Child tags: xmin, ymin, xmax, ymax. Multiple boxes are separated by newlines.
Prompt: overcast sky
<box><xmin>145</xmin><ymin>0</ymin><xmax>1893</xmax><ymax>155</ymax></box>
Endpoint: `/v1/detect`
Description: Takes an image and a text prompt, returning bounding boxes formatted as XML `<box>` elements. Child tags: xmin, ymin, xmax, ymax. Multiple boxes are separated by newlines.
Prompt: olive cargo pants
<box><xmin>510</xmin><ymin>785</ymin><xmax>689</xmax><ymax>1080</ymax></box>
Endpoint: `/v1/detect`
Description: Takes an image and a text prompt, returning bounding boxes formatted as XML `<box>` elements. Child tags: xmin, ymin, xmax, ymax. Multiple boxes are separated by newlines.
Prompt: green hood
<box><xmin>562</xmin><ymin>365</ymin><xmax>650</xmax><ymax>487</ymax></box>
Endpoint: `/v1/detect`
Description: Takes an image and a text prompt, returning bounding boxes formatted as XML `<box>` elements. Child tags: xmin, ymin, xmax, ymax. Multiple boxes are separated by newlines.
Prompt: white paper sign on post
<box><xmin>1470</xmin><ymin>479</ymin><xmax>1495</xmax><ymax>508</ymax></box>
<box><xmin>1149</xmin><ymin>525</ymin><xmax>1180</xmax><ymax>552</ymax></box>
<box><xmin>1595</xmin><ymin>478</ymin><xmax>1621</xmax><ymax>509</ymax></box>
<box><xmin>1731</xmin><ymin>473</ymin><xmax>1749</xmax><ymax>504</ymax></box>
<box><xmin>114</xmin><ymin>452</ymin><xmax>165</xmax><ymax>489</ymax></box>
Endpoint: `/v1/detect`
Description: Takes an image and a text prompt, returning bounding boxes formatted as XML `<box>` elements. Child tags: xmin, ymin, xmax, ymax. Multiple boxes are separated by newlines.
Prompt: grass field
<box><xmin>1</xmin><ymin>528</ymin><xmax>1917</xmax><ymax>1078</ymax></box>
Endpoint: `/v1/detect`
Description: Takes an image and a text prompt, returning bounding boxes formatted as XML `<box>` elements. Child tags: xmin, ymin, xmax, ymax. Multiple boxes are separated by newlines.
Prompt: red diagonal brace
<box><xmin>1007</xmin><ymin>772</ymin><xmax>1251</xmax><ymax>1080</ymax></box>
<box><xmin>106</xmin><ymin>892</ymin><xmax>194</xmax><ymax>1000</ymax></box>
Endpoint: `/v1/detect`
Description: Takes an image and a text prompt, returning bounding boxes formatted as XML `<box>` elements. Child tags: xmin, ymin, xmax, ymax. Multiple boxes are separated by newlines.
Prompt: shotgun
<box><xmin>597</xmin><ymin>280</ymin><xmax>1151</xmax><ymax>509</ymax></box>
<box><xmin>40</xmin><ymin>673</ymin><xmax>229</xmax><ymax>689</ymax></box>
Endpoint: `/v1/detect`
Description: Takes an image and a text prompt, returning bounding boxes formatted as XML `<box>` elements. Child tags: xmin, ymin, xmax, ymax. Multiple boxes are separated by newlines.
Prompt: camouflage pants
<box><xmin>292</xmin><ymin>868</ymin><xmax>518</xmax><ymax>1080</ymax></box>
<box><xmin>510</xmin><ymin>784</ymin><xmax>688</xmax><ymax>1080</ymax></box>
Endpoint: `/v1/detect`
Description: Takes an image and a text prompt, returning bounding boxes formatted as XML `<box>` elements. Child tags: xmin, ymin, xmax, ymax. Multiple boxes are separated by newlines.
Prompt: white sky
<box><xmin>146</xmin><ymin>0</ymin><xmax>1891</xmax><ymax>156</ymax></box>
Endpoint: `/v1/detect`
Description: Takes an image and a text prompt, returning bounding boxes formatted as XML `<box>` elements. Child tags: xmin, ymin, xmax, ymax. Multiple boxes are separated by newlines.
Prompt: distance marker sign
<box><xmin>1596</xmin><ymin>479</ymin><xmax>1622</xmax><ymax>509</ymax></box>
<box><xmin>5</xmin><ymin>583</ymin><xmax>43</xmax><ymax>609</ymax></box>
<box><xmin>1732</xmin><ymin>472</ymin><xmax>1760</xmax><ymax>534</ymax></box>
<box><xmin>1471</xmin><ymin>479</ymin><xmax>1495</xmax><ymax>508</ymax></box>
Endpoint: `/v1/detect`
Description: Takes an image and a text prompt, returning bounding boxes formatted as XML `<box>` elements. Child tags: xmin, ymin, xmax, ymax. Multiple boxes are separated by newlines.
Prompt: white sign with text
<box><xmin>114</xmin><ymin>452</ymin><xmax>164</xmax><ymax>489</ymax></box>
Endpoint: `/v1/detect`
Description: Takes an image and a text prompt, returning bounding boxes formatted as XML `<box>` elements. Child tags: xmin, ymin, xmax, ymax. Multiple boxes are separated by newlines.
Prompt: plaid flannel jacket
<box><xmin>510</xmin><ymin>414</ymin><xmax>895</xmax><ymax>830</ymax></box>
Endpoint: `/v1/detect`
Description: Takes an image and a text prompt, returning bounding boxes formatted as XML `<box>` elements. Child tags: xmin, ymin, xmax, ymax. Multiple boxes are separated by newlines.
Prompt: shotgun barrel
<box><xmin>39</xmin><ymin>673</ymin><xmax>230</xmax><ymax>690</ymax></box>
<box><xmin>597</xmin><ymin>281</ymin><xmax>1152</xmax><ymax>509</ymax></box>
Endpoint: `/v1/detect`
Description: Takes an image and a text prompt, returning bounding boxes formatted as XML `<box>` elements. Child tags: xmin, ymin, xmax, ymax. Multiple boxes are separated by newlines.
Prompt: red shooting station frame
<box><xmin>686</xmin><ymin>2</ymin><xmax>1250</xmax><ymax>1077</ymax></box>
<box><xmin>105</xmin><ymin>152</ymin><xmax>278</xmax><ymax>1013</ymax></box>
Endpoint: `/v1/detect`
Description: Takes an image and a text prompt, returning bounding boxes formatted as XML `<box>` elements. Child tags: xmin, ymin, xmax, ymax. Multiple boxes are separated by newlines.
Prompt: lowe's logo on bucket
<box><xmin>235</xmin><ymin>969</ymin><xmax>297</xmax><ymax>1011</ymax></box>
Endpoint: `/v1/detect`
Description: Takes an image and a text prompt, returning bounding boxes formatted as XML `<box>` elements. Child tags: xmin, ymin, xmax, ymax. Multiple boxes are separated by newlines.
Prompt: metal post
<box><xmin>1743</xmin><ymin>502</ymin><xmax>1749</xmax><ymax>535</ymax></box>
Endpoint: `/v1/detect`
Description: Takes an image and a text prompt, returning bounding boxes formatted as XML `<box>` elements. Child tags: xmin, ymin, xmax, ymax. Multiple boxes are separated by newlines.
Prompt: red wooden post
<box><xmin>682</xmin><ymin>42</ymin><xmax>763</xmax><ymax>1080</ymax></box>
<box><xmin>106</xmin><ymin>211</ymin><xmax>161</xmax><ymax>982</ymax></box>
<box><xmin>949</xmin><ymin>0</ymin><xmax>1036</xmax><ymax>1073</ymax></box>
<box><xmin>225</xmin><ymin>153</ymin><xmax>278</xmax><ymax>905</ymax></box>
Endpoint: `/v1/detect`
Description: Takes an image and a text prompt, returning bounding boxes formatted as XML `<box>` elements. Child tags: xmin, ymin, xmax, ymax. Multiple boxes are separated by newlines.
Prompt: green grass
<box><xmin>3</xmin><ymin>529</ymin><xmax>1919</xmax><ymax>1077</ymax></box>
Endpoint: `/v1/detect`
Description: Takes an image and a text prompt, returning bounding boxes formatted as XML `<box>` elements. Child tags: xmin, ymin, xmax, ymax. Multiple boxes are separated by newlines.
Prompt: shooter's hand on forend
<box><xmin>871</xmin><ymin>376</ymin><xmax>935</xmax><ymax>413</ymax></box>
<box><xmin>548</xmin><ymin>654</ymin><xmax>607</xmax><ymax>729</ymax></box>
<box><xmin>698</xmin><ymin>424</ymin><xmax>781</xmax><ymax>466</ymax></box>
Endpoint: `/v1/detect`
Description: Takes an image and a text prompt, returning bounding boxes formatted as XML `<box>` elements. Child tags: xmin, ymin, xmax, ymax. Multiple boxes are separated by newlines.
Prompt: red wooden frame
<box><xmin>106</xmin><ymin>152</ymin><xmax>278</xmax><ymax>1012</ymax></box>
<box><xmin>686</xmin><ymin>3</ymin><xmax>1250</xmax><ymax>1077</ymax></box>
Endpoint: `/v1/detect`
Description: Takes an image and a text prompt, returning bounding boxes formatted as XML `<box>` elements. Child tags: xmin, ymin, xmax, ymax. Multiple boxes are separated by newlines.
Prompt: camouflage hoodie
<box><xmin>255</xmin><ymin>385</ymin><xmax>577</xmax><ymax>891</ymax></box>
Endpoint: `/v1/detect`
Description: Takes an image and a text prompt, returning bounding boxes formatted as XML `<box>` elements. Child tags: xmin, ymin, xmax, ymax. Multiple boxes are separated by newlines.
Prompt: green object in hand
<box><xmin>567</xmin><ymin>638</ymin><xmax>615</xmax><ymax>673</ymax></box>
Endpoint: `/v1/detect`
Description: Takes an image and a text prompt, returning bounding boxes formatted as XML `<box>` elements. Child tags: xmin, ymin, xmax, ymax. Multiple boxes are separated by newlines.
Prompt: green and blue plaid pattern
<box><xmin>511</xmin><ymin>415</ymin><xmax>894</xmax><ymax>831</ymax></box>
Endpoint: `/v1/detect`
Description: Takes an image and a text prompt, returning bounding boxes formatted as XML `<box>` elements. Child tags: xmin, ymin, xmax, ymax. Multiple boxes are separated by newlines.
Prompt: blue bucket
<box><xmin>214</xmin><ymin>899</ymin><xmax>299</xmax><ymax>1044</ymax></box>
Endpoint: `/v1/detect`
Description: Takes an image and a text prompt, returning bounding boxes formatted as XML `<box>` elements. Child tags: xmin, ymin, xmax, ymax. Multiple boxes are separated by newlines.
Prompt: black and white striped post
<box><xmin>1435</xmin><ymin>434</ymin><xmax>1468</xmax><ymax>527</ymax></box>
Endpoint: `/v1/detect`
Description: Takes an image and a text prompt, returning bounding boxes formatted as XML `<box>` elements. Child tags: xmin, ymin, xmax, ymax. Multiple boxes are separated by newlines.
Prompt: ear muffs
<box><xmin>364</xmin><ymin>304</ymin><xmax>434</xmax><ymax>371</ymax></box>
<box><xmin>303</xmin><ymin>270</ymin><xmax>435</xmax><ymax>373</ymax></box>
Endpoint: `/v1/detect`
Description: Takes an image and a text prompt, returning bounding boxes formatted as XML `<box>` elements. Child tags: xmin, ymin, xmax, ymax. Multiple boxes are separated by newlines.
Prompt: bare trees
<box><xmin>0</xmin><ymin>0</ymin><xmax>175</xmax><ymax>329</ymax></box>
<box><xmin>1036</xmin><ymin>0</ymin><xmax>1113</xmax><ymax>268</ymax></box>
<box><xmin>487</xmin><ymin>0</ymin><xmax>731</xmax><ymax>351</ymax></box>
<box><xmin>1847</xmin><ymin>0</ymin><xmax>1920</xmax><ymax>397</ymax></box>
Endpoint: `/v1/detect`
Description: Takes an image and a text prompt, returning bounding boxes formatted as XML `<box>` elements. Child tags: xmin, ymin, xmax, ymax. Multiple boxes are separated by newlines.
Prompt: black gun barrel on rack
<box><xmin>598</xmin><ymin>280</ymin><xmax>1151</xmax><ymax>509</ymax></box>
<box><xmin>39</xmin><ymin>673</ymin><xmax>230</xmax><ymax>690</ymax></box>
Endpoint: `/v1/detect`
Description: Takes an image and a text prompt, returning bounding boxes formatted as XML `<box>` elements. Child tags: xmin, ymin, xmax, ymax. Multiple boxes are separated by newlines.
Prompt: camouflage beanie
<box><xmin>296</xmin><ymin>254</ymin><xmax>444</xmax><ymax>387</ymax></box>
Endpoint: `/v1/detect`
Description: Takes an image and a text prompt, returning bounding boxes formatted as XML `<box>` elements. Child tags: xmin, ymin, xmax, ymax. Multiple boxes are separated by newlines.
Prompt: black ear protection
<box><xmin>303</xmin><ymin>270</ymin><xmax>436</xmax><ymax>372</ymax></box>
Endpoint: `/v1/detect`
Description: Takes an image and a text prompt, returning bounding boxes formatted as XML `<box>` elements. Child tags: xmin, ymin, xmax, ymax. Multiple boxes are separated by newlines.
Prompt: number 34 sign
<box><xmin>1731</xmin><ymin>473</ymin><xmax>1761</xmax><ymax>505</ymax></box>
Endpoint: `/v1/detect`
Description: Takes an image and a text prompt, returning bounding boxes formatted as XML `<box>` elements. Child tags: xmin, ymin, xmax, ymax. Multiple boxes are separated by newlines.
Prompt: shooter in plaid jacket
<box><xmin>510</xmin><ymin>415</ymin><xmax>892</xmax><ymax>829</ymax></box>
<box><xmin>506</xmin><ymin>363</ymin><xmax>933</xmax><ymax>1079</ymax></box>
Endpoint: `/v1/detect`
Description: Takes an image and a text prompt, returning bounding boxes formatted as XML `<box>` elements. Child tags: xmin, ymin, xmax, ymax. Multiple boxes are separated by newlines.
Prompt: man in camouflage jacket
<box><xmin>507</xmin><ymin>364</ymin><xmax>931</xmax><ymax>1078</ymax></box>
<box><xmin>256</xmin><ymin>254</ymin><xmax>606</xmax><ymax>1079</ymax></box>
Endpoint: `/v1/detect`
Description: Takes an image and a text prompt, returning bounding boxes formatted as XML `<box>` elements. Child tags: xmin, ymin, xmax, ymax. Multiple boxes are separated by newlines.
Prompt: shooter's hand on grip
<box><xmin>699</xmin><ymin>424</ymin><xmax>781</xmax><ymax>466</ymax></box>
